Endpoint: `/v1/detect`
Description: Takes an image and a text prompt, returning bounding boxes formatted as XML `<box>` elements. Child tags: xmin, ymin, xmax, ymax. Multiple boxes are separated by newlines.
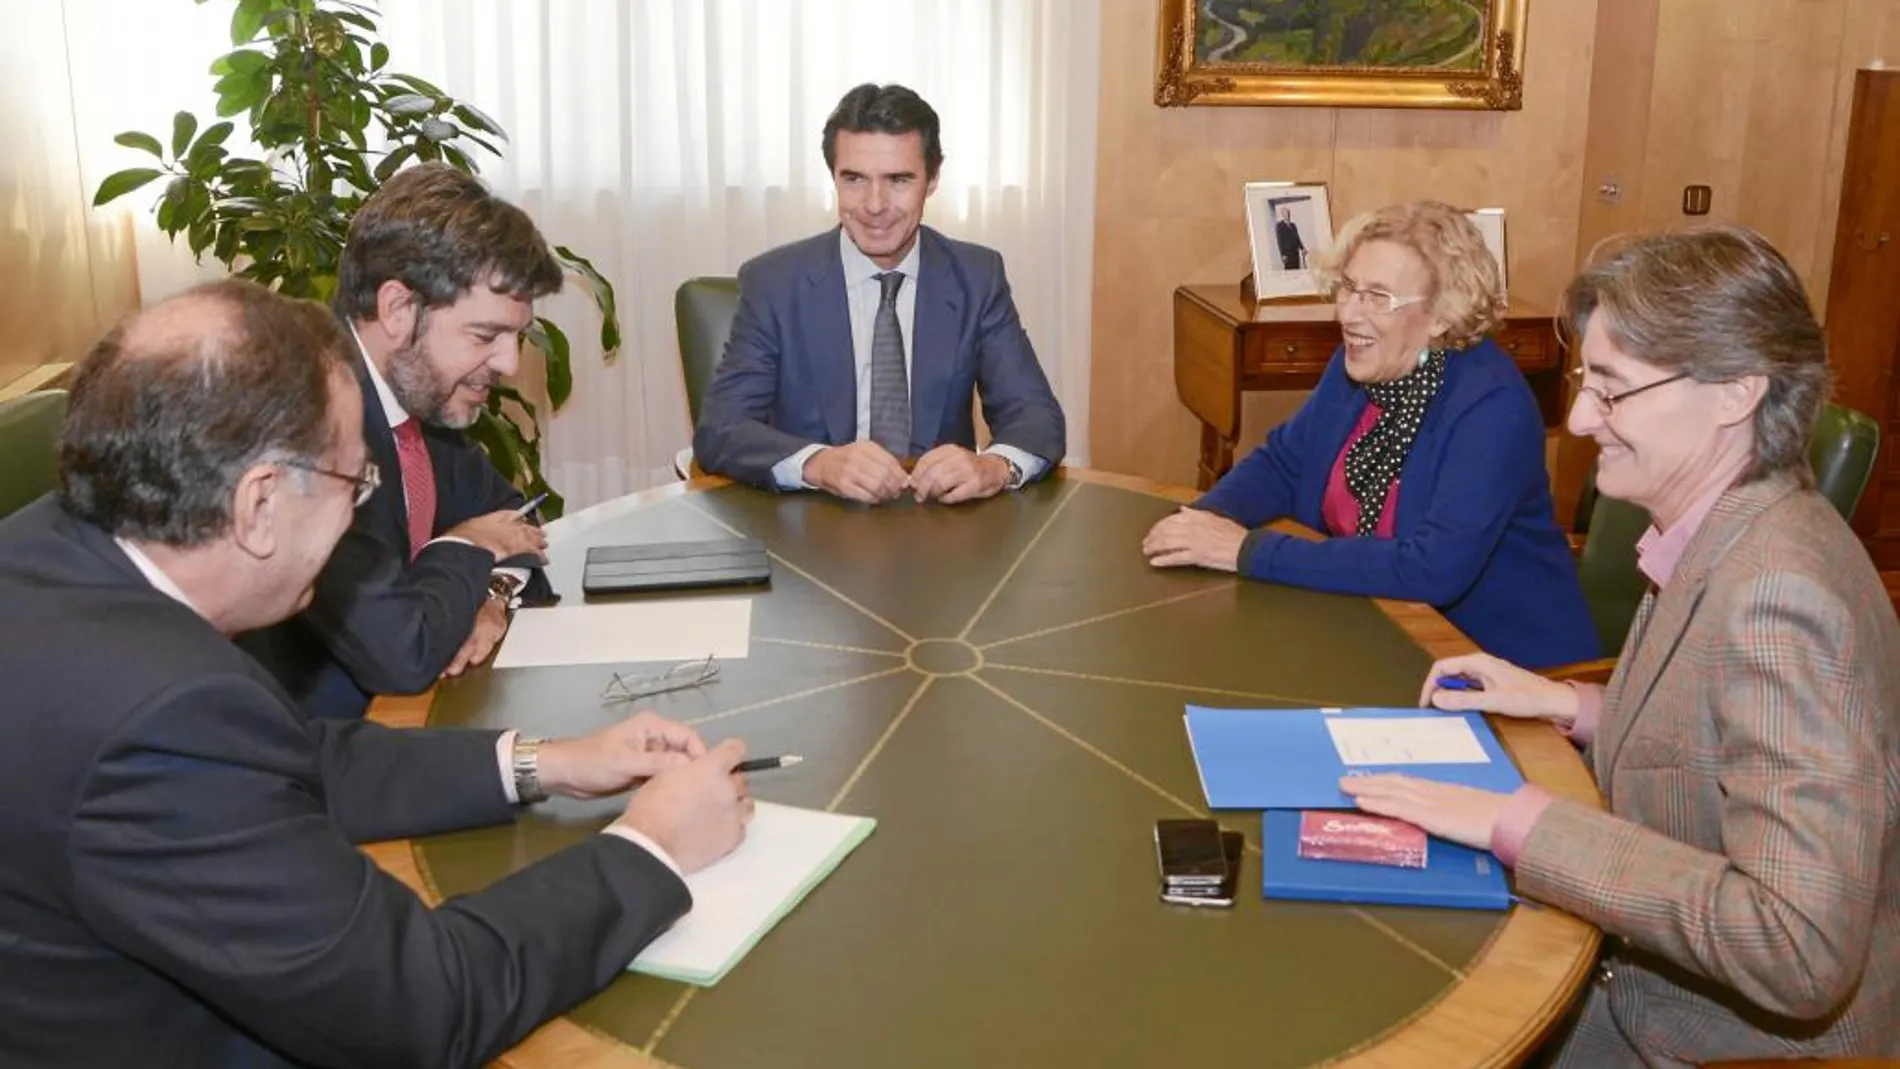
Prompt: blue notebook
<box><xmin>1183</xmin><ymin>705</ymin><xmax>1524</xmax><ymax>810</ymax></box>
<box><xmin>1259</xmin><ymin>810</ymin><xmax>1512</xmax><ymax>911</ymax></box>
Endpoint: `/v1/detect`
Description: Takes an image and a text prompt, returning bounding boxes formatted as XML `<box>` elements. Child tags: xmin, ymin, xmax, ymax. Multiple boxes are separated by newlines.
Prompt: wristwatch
<box><xmin>511</xmin><ymin>735</ymin><xmax>549</xmax><ymax>805</ymax></box>
<box><xmin>996</xmin><ymin>454</ymin><xmax>1024</xmax><ymax>490</ymax></box>
<box><xmin>488</xmin><ymin>572</ymin><xmax>524</xmax><ymax>610</ymax></box>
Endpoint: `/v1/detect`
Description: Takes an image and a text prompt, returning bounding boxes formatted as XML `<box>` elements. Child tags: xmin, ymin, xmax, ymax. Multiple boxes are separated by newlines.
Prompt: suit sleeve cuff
<box><xmin>496</xmin><ymin>730</ymin><xmax>520</xmax><ymax>804</ymax></box>
<box><xmin>772</xmin><ymin>445</ymin><xmax>824</xmax><ymax>490</ymax></box>
<box><xmin>981</xmin><ymin>444</ymin><xmax>1046</xmax><ymax>488</ymax></box>
<box><xmin>1490</xmin><ymin>784</ymin><xmax>1556</xmax><ymax>868</ymax></box>
<box><xmin>601</xmin><ymin>825</ymin><xmax>685</xmax><ymax>878</ymax></box>
<box><xmin>1560</xmin><ymin>682</ymin><xmax>1604</xmax><ymax>745</ymax></box>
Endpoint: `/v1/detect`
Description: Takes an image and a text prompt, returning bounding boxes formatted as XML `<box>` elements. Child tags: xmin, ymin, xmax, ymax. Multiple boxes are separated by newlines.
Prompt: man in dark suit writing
<box><xmin>693</xmin><ymin>83</ymin><xmax>1066</xmax><ymax>505</ymax></box>
<box><xmin>0</xmin><ymin>280</ymin><xmax>753</xmax><ymax>1067</ymax></box>
<box><xmin>238</xmin><ymin>163</ymin><xmax>558</xmax><ymax>719</ymax></box>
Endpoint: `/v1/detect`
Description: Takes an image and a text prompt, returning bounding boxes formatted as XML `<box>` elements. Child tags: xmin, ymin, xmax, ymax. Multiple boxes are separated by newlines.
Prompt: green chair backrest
<box><xmin>0</xmin><ymin>390</ymin><xmax>67</xmax><ymax>520</ymax></box>
<box><xmin>674</xmin><ymin>277</ymin><xmax>740</xmax><ymax>426</ymax></box>
<box><xmin>1575</xmin><ymin>400</ymin><xmax>1883</xmax><ymax>656</ymax></box>
<box><xmin>1809</xmin><ymin>401</ymin><xmax>1881</xmax><ymax>522</ymax></box>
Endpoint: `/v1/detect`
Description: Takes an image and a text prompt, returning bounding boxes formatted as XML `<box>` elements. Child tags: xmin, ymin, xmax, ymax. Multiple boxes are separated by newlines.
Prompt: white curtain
<box><xmin>54</xmin><ymin>0</ymin><xmax>1099</xmax><ymax>508</ymax></box>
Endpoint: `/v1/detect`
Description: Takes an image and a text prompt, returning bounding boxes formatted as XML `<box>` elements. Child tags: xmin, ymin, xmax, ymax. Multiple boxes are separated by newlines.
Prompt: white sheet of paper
<box><xmin>630</xmin><ymin>802</ymin><xmax>875</xmax><ymax>985</ymax></box>
<box><xmin>491</xmin><ymin>599</ymin><xmax>750</xmax><ymax>668</ymax></box>
<box><xmin>1325</xmin><ymin>717</ymin><xmax>1491</xmax><ymax>766</ymax></box>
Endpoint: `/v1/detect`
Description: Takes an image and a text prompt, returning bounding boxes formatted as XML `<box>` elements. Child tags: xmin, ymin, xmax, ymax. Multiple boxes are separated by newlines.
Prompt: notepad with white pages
<box><xmin>628</xmin><ymin>802</ymin><xmax>876</xmax><ymax>986</ymax></box>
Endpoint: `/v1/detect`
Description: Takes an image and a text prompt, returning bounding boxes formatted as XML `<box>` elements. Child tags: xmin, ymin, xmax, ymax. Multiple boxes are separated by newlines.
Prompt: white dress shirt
<box><xmin>770</xmin><ymin>230</ymin><xmax>1048</xmax><ymax>489</ymax></box>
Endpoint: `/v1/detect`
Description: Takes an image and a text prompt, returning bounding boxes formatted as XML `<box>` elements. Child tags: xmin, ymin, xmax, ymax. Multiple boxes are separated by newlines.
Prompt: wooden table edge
<box><xmin>366</xmin><ymin>466</ymin><xmax>1603</xmax><ymax>1069</ymax></box>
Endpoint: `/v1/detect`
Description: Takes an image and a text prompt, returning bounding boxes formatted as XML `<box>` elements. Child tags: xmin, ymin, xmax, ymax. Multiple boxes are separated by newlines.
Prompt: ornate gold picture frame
<box><xmin>1155</xmin><ymin>0</ymin><xmax>1528</xmax><ymax>110</ymax></box>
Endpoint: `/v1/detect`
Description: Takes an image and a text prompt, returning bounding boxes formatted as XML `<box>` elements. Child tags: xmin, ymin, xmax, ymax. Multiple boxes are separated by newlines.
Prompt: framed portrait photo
<box><xmin>1465</xmin><ymin>207</ymin><xmax>1508</xmax><ymax>293</ymax></box>
<box><xmin>1245</xmin><ymin>182</ymin><xmax>1335</xmax><ymax>300</ymax></box>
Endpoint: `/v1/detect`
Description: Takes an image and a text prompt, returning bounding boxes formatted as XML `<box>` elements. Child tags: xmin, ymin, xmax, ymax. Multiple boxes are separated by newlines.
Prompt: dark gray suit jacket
<box><xmin>235</xmin><ymin>359</ymin><xmax>551</xmax><ymax>720</ymax></box>
<box><xmin>0</xmin><ymin>497</ymin><xmax>689</xmax><ymax>1068</ymax></box>
<box><xmin>693</xmin><ymin>225</ymin><xmax>1066</xmax><ymax>487</ymax></box>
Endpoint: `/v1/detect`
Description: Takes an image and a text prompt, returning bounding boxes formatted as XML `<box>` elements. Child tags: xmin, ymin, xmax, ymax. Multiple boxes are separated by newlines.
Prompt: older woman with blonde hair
<box><xmin>1346</xmin><ymin>225</ymin><xmax>1900</xmax><ymax>1066</ymax></box>
<box><xmin>1144</xmin><ymin>199</ymin><xmax>1598</xmax><ymax>668</ymax></box>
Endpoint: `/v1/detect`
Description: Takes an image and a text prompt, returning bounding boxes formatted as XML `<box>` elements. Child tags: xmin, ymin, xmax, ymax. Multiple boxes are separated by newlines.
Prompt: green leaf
<box><xmin>384</xmin><ymin>72</ymin><xmax>448</xmax><ymax>98</ymax></box>
<box><xmin>93</xmin><ymin>167</ymin><xmax>165</xmax><ymax>206</ymax></box>
<box><xmin>439</xmin><ymin>143</ymin><xmax>475</xmax><ymax>174</ymax></box>
<box><xmin>192</xmin><ymin>120</ymin><xmax>235</xmax><ymax>152</ymax></box>
<box><xmin>230</xmin><ymin>0</ymin><xmax>269</xmax><ymax>44</ymax></box>
<box><xmin>372</xmin><ymin>144</ymin><xmax>415</xmax><ymax>182</ymax></box>
<box><xmin>529</xmin><ymin>317</ymin><xmax>573</xmax><ymax>408</ymax></box>
<box><xmin>113</xmin><ymin>131</ymin><xmax>164</xmax><ymax>158</ymax></box>
<box><xmin>384</xmin><ymin>92</ymin><xmax>435</xmax><ymax>117</ymax></box>
<box><xmin>369</xmin><ymin>42</ymin><xmax>389</xmax><ymax>70</ymax></box>
<box><xmin>450</xmin><ymin>102</ymin><xmax>507</xmax><ymax>139</ymax></box>
<box><xmin>554</xmin><ymin>246</ymin><xmax>622</xmax><ymax>356</ymax></box>
<box><xmin>170</xmin><ymin>111</ymin><xmax>199</xmax><ymax>158</ymax></box>
<box><xmin>216</xmin><ymin>49</ymin><xmax>270</xmax><ymax>76</ymax></box>
<box><xmin>333</xmin><ymin>9</ymin><xmax>375</xmax><ymax>31</ymax></box>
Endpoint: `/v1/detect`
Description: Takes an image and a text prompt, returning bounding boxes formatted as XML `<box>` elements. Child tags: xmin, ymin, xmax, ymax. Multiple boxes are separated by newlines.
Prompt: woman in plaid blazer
<box><xmin>1344</xmin><ymin>226</ymin><xmax>1900</xmax><ymax>1068</ymax></box>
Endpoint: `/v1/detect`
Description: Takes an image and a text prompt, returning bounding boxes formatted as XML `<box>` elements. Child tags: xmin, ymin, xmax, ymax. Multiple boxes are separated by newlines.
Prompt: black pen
<box><xmin>734</xmin><ymin>755</ymin><xmax>804</xmax><ymax>773</ymax></box>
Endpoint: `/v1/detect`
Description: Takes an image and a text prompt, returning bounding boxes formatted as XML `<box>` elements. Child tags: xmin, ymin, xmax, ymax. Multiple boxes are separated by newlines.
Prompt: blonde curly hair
<box><xmin>1312</xmin><ymin>200</ymin><xmax>1506</xmax><ymax>352</ymax></box>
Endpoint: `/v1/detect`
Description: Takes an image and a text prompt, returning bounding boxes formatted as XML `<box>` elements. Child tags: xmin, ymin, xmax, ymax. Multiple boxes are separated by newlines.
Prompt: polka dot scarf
<box><xmin>1343</xmin><ymin>349</ymin><xmax>1447</xmax><ymax>537</ymax></box>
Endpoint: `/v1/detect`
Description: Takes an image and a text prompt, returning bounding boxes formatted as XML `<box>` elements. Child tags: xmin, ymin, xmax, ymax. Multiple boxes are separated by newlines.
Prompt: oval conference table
<box><xmin>367</xmin><ymin>468</ymin><xmax>1602</xmax><ymax>1069</ymax></box>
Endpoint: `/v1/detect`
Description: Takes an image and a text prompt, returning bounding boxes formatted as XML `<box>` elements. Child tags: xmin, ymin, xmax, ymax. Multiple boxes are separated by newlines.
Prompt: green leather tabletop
<box><xmin>414</xmin><ymin>472</ymin><xmax>1593</xmax><ymax>1069</ymax></box>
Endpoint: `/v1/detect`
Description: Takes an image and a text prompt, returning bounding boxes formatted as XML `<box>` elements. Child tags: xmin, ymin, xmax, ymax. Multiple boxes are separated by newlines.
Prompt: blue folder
<box><xmin>1183</xmin><ymin>705</ymin><xmax>1524</xmax><ymax>810</ymax></box>
<box><xmin>1259</xmin><ymin>810</ymin><xmax>1513</xmax><ymax>911</ymax></box>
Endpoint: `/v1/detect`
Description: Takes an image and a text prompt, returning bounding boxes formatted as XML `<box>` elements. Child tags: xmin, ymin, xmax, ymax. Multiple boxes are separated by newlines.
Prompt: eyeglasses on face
<box><xmin>1566</xmin><ymin>365</ymin><xmax>1692</xmax><ymax>418</ymax></box>
<box><xmin>1330</xmin><ymin>277</ymin><xmax>1429</xmax><ymax>315</ymax></box>
<box><xmin>603</xmin><ymin>655</ymin><xmax>721</xmax><ymax>702</ymax></box>
<box><xmin>286</xmin><ymin>459</ymin><xmax>381</xmax><ymax>508</ymax></box>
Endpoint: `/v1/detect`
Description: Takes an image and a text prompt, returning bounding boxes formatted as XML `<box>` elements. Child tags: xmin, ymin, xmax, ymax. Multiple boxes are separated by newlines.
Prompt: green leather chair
<box><xmin>672</xmin><ymin>277</ymin><xmax>741</xmax><ymax>478</ymax></box>
<box><xmin>1574</xmin><ymin>401</ymin><xmax>1883</xmax><ymax>657</ymax></box>
<box><xmin>0</xmin><ymin>390</ymin><xmax>67</xmax><ymax>520</ymax></box>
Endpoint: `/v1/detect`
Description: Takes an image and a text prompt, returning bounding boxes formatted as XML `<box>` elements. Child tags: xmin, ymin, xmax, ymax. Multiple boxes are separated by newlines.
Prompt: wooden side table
<box><xmin>1173</xmin><ymin>284</ymin><xmax>1565</xmax><ymax>489</ymax></box>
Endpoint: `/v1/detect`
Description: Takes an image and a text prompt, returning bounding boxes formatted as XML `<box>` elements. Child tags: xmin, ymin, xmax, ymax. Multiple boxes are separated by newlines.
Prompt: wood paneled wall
<box><xmin>1089</xmin><ymin>1</ymin><xmax>1601</xmax><ymax>486</ymax></box>
<box><xmin>1575</xmin><ymin>0</ymin><xmax>1900</xmax><ymax>311</ymax></box>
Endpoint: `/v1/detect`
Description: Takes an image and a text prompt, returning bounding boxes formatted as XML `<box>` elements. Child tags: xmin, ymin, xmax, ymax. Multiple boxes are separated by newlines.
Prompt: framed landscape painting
<box><xmin>1155</xmin><ymin>0</ymin><xmax>1529</xmax><ymax>110</ymax></box>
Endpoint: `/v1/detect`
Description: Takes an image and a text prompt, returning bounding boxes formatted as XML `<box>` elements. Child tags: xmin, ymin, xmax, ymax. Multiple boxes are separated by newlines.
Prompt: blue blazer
<box><xmin>1195</xmin><ymin>340</ymin><xmax>1598</xmax><ymax>669</ymax></box>
<box><xmin>693</xmin><ymin>226</ymin><xmax>1066</xmax><ymax>487</ymax></box>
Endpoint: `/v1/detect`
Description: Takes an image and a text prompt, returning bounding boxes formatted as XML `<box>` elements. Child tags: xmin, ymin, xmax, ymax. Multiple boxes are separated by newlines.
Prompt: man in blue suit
<box><xmin>693</xmin><ymin>84</ymin><xmax>1065</xmax><ymax>505</ymax></box>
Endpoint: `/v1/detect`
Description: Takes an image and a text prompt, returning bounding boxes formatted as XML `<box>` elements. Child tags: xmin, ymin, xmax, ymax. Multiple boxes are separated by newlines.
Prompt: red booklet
<box><xmin>1296</xmin><ymin>811</ymin><xmax>1429</xmax><ymax>869</ymax></box>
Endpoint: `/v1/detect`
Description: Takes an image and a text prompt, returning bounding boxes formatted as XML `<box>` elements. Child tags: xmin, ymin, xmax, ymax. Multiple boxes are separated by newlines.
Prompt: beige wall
<box><xmin>1576</xmin><ymin>0</ymin><xmax>1900</xmax><ymax>312</ymax></box>
<box><xmin>1088</xmin><ymin>1</ymin><xmax>1600</xmax><ymax>486</ymax></box>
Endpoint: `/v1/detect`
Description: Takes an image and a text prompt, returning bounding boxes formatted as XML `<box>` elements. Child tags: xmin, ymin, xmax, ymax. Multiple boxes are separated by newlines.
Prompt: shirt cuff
<box><xmin>496</xmin><ymin>729</ymin><xmax>520</xmax><ymax>804</ymax></box>
<box><xmin>771</xmin><ymin>444</ymin><xmax>825</xmax><ymax>490</ymax></box>
<box><xmin>1560</xmin><ymin>682</ymin><xmax>1604</xmax><ymax>745</ymax></box>
<box><xmin>601</xmin><ymin>824</ymin><xmax>685</xmax><ymax>879</ymax></box>
<box><xmin>981</xmin><ymin>444</ymin><xmax>1046</xmax><ymax>489</ymax></box>
<box><xmin>1490</xmin><ymin>784</ymin><xmax>1556</xmax><ymax>868</ymax></box>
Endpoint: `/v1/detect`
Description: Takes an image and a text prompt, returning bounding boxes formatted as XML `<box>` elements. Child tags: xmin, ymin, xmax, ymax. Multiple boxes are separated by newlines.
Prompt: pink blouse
<box><xmin>1320</xmin><ymin>402</ymin><xmax>1400</xmax><ymax>539</ymax></box>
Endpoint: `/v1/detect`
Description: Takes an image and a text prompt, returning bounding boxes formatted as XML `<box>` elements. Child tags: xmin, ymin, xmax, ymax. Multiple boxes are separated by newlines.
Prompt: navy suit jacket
<box><xmin>0</xmin><ymin>497</ymin><xmax>688</xmax><ymax>1069</ymax></box>
<box><xmin>692</xmin><ymin>226</ymin><xmax>1066</xmax><ymax>487</ymax></box>
<box><xmin>235</xmin><ymin>359</ymin><xmax>550</xmax><ymax>719</ymax></box>
<box><xmin>1195</xmin><ymin>339</ymin><xmax>1599</xmax><ymax>669</ymax></box>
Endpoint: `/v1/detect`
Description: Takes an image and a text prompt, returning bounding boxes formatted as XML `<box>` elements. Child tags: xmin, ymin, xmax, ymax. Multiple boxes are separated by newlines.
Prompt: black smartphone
<box><xmin>1160</xmin><ymin>829</ymin><xmax>1244</xmax><ymax>908</ymax></box>
<box><xmin>1155</xmin><ymin>818</ymin><xmax>1228</xmax><ymax>887</ymax></box>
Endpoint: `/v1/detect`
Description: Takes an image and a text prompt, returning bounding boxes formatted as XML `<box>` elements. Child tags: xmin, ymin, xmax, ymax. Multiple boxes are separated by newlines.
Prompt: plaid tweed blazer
<box><xmin>1516</xmin><ymin>472</ymin><xmax>1900</xmax><ymax>1068</ymax></box>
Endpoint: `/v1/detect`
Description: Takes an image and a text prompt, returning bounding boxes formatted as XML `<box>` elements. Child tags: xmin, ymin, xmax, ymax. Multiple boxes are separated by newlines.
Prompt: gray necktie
<box><xmin>867</xmin><ymin>271</ymin><xmax>910</xmax><ymax>456</ymax></box>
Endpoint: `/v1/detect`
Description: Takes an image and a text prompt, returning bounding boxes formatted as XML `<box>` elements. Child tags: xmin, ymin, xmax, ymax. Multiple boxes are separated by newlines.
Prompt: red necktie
<box><xmin>392</xmin><ymin>419</ymin><xmax>436</xmax><ymax>558</ymax></box>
